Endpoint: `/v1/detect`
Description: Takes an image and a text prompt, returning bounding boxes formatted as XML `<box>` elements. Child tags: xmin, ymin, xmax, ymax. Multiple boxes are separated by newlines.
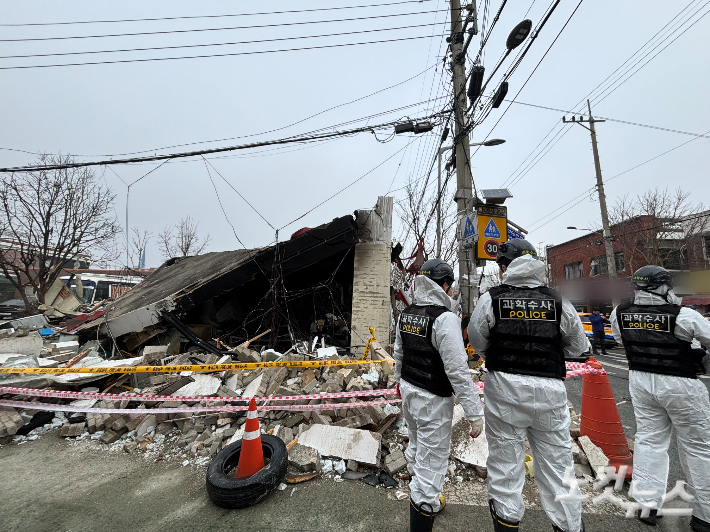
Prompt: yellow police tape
<box><xmin>0</xmin><ymin>358</ymin><xmax>389</xmax><ymax>375</ymax></box>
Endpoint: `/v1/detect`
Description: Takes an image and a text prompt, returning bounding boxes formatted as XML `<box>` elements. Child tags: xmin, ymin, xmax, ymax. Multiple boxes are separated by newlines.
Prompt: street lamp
<box><xmin>436</xmin><ymin>139</ymin><xmax>506</xmax><ymax>257</ymax></box>
<box><xmin>567</xmin><ymin>226</ymin><xmax>594</xmax><ymax>231</ymax></box>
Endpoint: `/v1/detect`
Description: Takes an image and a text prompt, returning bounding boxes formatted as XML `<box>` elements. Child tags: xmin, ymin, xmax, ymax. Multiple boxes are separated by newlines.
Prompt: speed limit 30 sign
<box><xmin>483</xmin><ymin>239</ymin><xmax>499</xmax><ymax>259</ymax></box>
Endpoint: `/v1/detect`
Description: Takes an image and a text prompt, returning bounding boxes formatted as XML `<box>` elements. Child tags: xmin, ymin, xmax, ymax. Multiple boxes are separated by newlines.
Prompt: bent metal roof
<box><xmin>73</xmin><ymin>215</ymin><xmax>357</xmax><ymax>338</ymax></box>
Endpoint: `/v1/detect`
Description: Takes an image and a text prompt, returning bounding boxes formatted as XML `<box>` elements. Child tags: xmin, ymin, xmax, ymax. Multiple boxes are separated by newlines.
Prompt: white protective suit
<box><xmin>394</xmin><ymin>276</ymin><xmax>484</xmax><ymax>513</ymax></box>
<box><xmin>610</xmin><ymin>287</ymin><xmax>710</xmax><ymax>524</ymax></box>
<box><xmin>467</xmin><ymin>255</ymin><xmax>589</xmax><ymax>532</ymax></box>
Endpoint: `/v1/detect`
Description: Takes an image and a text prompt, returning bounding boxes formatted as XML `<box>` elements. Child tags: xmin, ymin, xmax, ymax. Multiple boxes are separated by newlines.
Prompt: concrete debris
<box><xmin>0</xmin><ymin>406</ymin><xmax>25</xmax><ymax>442</ymax></box>
<box><xmin>578</xmin><ymin>435</ymin><xmax>610</xmax><ymax>477</ymax></box>
<box><xmin>0</xmin><ymin>335</ymin><xmax>43</xmax><ymax>356</ymax></box>
<box><xmin>450</xmin><ymin>404</ymin><xmax>488</xmax><ymax>469</ymax></box>
<box><xmin>288</xmin><ymin>443</ymin><xmax>322</xmax><ymax>473</ymax></box>
<box><xmin>171</xmin><ymin>374</ymin><xmax>221</xmax><ymax>397</ymax></box>
<box><xmin>383</xmin><ymin>449</ymin><xmax>407</xmax><ymax>475</ymax></box>
<box><xmin>298</xmin><ymin>424</ymin><xmax>382</xmax><ymax>467</ymax></box>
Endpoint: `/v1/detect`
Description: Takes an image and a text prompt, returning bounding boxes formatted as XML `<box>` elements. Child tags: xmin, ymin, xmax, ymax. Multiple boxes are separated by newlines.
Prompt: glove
<box><xmin>469</xmin><ymin>418</ymin><xmax>484</xmax><ymax>439</ymax></box>
<box><xmin>395</xmin><ymin>382</ymin><xmax>401</xmax><ymax>399</ymax></box>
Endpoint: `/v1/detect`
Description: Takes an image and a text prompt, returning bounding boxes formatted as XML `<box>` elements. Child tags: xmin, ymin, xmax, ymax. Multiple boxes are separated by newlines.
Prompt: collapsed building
<box><xmin>70</xmin><ymin>196</ymin><xmax>394</xmax><ymax>359</ymax></box>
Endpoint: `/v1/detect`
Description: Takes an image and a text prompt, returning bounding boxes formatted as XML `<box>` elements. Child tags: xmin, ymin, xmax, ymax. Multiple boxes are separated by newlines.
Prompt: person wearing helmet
<box><xmin>393</xmin><ymin>258</ymin><xmax>484</xmax><ymax>532</ymax></box>
<box><xmin>610</xmin><ymin>266</ymin><xmax>710</xmax><ymax>530</ymax></box>
<box><xmin>467</xmin><ymin>239</ymin><xmax>589</xmax><ymax>532</ymax></box>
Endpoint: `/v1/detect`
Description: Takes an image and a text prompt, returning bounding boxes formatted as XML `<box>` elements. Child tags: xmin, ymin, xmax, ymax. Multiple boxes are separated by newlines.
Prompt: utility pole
<box><xmin>563</xmin><ymin>100</ymin><xmax>618</xmax><ymax>306</ymax></box>
<box><xmin>450</xmin><ymin>0</ymin><xmax>475</xmax><ymax>315</ymax></box>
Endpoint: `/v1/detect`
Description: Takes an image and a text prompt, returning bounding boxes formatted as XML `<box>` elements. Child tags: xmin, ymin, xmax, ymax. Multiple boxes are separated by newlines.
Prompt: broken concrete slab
<box><xmin>0</xmin><ymin>336</ymin><xmax>43</xmax><ymax>356</ymax></box>
<box><xmin>297</xmin><ymin>424</ymin><xmax>382</xmax><ymax>467</ymax></box>
<box><xmin>172</xmin><ymin>374</ymin><xmax>221</xmax><ymax>397</ymax></box>
<box><xmin>450</xmin><ymin>404</ymin><xmax>488</xmax><ymax>469</ymax></box>
<box><xmin>241</xmin><ymin>373</ymin><xmax>263</xmax><ymax>398</ymax></box>
<box><xmin>136</xmin><ymin>415</ymin><xmax>157</xmax><ymax>439</ymax></box>
<box><xmin>578</xmin><ymin>435</ymin><xmax>609</xmax><ymax>477</ymax></box>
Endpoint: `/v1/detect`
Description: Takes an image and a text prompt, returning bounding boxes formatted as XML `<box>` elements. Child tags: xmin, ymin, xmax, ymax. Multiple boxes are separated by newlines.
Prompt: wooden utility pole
<box><xmin>563</xmin><ymin>100</ymin><xmax>619</xmax><ymax>306</ymax></box>
<box><xmin>450</xmin><ymin>0</ymin><xmax>475</xmax><ymax>315</ymax></box>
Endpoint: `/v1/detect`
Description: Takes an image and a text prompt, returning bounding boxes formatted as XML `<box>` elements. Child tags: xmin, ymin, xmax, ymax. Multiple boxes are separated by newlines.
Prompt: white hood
<box><xmin>412</xmin><ymin>276</ymin><xmax>456</xmax><ymax>311</ymax></box>
<box><xmin>634</xmin><ymin>285</ymin><xmax>682</xmax><ymax>306</ymax></box>
<box><xmin>501</xmin><ymin>254</ymin><xmax>546</xmax><ymax>288</ymax></box>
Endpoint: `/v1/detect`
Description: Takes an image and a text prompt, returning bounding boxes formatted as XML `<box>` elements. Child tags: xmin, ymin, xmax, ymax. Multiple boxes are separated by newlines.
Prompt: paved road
<box><xmin>565</xmin><ymin>345</ymin><xmax>710</xmax><ymax>496</ymax></box>
<box><xmin>0</xmin><ymin>432</ymin><xmax>667</xmax><ymax>532</ymax></box>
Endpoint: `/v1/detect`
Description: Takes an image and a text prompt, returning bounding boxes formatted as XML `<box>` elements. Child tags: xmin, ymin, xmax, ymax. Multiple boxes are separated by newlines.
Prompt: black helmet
<box><xmin>418</xmin><ymin>258</ymin><xmax>455</xmax><ymax>287</ymax></box>
<box><xmin>631</xmin><ymin>265</ymin><xmax>673</xmax><ymax>291</ymax></box>
<box><xmin>496</xmin><ymin>239</ymin><xmax>538</xmax><ymax>267</ymax></box>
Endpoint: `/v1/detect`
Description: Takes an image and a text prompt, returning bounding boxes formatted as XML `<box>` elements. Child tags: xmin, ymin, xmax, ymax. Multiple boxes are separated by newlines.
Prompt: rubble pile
<box><xmin>0</xmin><ymin>332</ymin><xmax>616</xmax><ymax>497</ymax></box>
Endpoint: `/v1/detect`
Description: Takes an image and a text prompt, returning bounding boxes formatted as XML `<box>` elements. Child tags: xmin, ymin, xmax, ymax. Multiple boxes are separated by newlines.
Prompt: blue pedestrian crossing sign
<box><xmin>463</xmin><ymin>217</ymin><xmax>476</xmax><ymax>239</ymax></box>
<box><xmin>483</xmin><ymin>218</ymin><xmax>501</xmax><ymax>239</ymax></box>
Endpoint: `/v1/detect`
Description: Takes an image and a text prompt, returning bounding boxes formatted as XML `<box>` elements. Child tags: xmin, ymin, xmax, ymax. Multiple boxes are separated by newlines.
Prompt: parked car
<box><xmin>578</xmin><ymin>312</ymin><xmax>617</xmax><ymax>348</ymax></box>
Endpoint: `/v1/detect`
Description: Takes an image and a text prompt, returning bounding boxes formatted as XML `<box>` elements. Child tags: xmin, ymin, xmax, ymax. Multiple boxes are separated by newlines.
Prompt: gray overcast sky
<box><xmin>2</xmin><ymin>0</ymin><xmax>708</xmax><ymax>268</ymax></box>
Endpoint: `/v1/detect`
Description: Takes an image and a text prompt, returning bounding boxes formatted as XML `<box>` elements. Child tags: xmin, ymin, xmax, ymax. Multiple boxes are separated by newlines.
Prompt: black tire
<box><xmin>205</xmin><ymin>434</ymin><xmax>288</xmax><ymax>509</ymax></box>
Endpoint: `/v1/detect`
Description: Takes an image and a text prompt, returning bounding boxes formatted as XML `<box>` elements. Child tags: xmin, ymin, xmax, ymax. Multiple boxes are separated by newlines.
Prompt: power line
<box><xmin>501</xmin><ymin>99</ymin><xmax>710</xmax><ymax>139</ymax></box>
<box><xmin>526</xmin><ymin>128</ymin><xmax>710</xmax><ymax>232</ymax></box>
<box><xmin>0</xmin><ymin>113</ymin><xmax>444</xmax><ymax>172</ymax></box>
<box><xmin>0</xmin><ymin>23</ymin><xmax>442</xmax><ymax>60</ymax></box>
<box><xmin>279</xmin><ymin>136</ymin><xmax>422</xmax><ymax>231</ymax></box>
<box><xmin>499</xmin><ymin>0</ymin><xmax>709</xmax><ymax>190</ymax></box>
<box><xmin>0</xmin><ymin>10</ymin><xmax>448</xmax><ymax>42</ymax></box>
<box><xmin>469</xmin><ymin>0</ymin><xmax>582</xmax><ymax>156</ymax></box>
<box><xmin>0</xmin><ymin>1</ymin><xmax>440</xmax><ymax>27</ymax></box>
<box><xmin>203</xmin><ymin>158</ymin><xmax>275</xmax><ymax>231</ymax></box>
<box><xmin>0</xmin><ymin>34</ymin><xmax>446</xmax><ymax>70</ymax></box>
<box><xmin>202</xmin><ymin>157</ymin><xmax>247</xmax><ymax>249</ymax></box>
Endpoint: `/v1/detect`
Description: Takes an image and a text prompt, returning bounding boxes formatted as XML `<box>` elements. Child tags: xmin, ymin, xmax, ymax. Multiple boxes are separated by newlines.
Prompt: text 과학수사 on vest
<box><xmin>400</xmin><ymin>313</ymin><xmax>430</xmax><ymax>337</ymax></box>
<box><xmin>621</xmin><ymin>312</ymin><xmax>672</xmax><ymax>332</ymax></box>
<box><xmin>498</xmin><ymin>297</ymin><xmax>557</xmax><ymax>321</ymax></box>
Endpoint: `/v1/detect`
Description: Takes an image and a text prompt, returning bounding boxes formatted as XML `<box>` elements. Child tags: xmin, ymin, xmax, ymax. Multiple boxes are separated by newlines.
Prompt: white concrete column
<box><xmin>350</xmin><ymin>196</ymin><xmax>393</xmax><ymax>355</ymax></box>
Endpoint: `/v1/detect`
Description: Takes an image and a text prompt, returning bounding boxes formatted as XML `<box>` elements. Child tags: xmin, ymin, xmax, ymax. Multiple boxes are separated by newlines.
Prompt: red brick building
<box><xmin>547</xmin><ymin>214</ymin><xmax>710</xmax><ymax>313</ymax></box>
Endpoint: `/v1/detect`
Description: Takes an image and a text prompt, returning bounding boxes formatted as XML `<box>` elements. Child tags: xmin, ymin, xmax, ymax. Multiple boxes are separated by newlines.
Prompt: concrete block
<box><xmin>111</xmin><ymin>417</ymin><xmax>128</xmax><ymax>432</ymax></box>
<box><xmin>384</xmin><ymin>450</ymin><xmax>407</xmax><ymax>475</ymax></box>
<box><xmin>155</xmin><ymin>422</ymin><xmax>175</xmax><ymax>435</ymax></box>
<box><xmin>197</xmin><ymin>429</ymin><xmax>213</xmax><ymax>442</ymax></box>
<box><xmin>0</xmin><ymin>407</ymin><xmax>24</xmax><ymax>438</ymax></box>
<box><xmin>578</xmin><ymin>435</ymin><xmax>609</xmax><ymax>477</ymax></box>
<box><xmin>100</xmin><ymin>430</ymin><xmax>121</xmax><ymax>444</ymax></box>
<box><xmin>298</xmin><ymin>424</ymin><xmax>382</xmax><ymax>466</ymax></box>
<box><xmin>334</xmin><ymin>414</ymin><xmax>374</xmax><ymax>429</ymax></box>
<box><xmin>60</xmin><ymin>422</ymin><xmax>85</xmax><ymax>438</ymax></box>
<box><xmin>312</xmin><ymin>414</ymin><xmax>332</xmax><ymax>425</ymax></box>
<box><xmin>347</xmin><ymin>460</ymin><xmax>359</xmax><ymax>472</ymax></box>
<box><xmin>288</xmin><ymin>443</ymin><xmax>322</xmax><ymax>472</ymax></box>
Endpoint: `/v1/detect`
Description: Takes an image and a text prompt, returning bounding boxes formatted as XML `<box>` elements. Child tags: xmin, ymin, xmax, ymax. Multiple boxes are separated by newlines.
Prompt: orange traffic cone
<box><xmin>580</xmin><ymin>357</ymin><xmax>633</xmax><ymax>478</ymax></box>
<box><xmin>235</xmin><ymin>398</ymin><xmax>265</xmax><ymax>478</ymax></box>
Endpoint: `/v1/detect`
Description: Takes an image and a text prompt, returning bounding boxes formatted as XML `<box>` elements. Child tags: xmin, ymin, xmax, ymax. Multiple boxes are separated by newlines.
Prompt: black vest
<box><xmin>616</xmin><ymin>302</ymin><xmax>705</xmax><ymax>378</ymax></box>
<box><xmin>399</xmin><ymin>304</ymin><xmax>454</xmax><ymax>397</ymax></box>
<box><xmin>486</xmin><ymin>285</ymin><xmax>566</xmax><ymax>380</ymax></box>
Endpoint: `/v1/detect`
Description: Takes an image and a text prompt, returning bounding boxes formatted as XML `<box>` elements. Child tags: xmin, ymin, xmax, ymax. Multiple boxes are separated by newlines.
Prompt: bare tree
<box><xmin>127</xmin><ymin>227</ymin><xmax>151</xmax><ymax>270</ymax></box>
<box><xmin>394</xmin><ymin>164</ymin><xmax>460</xmax><ymax>269</ymax></box>
<box><xmin>0</xmin><ymin>154</ymin><xmax>121</xmax><ymax>309</ymax></box>
<box><xmin>158</xmin><ymin>216</ymin><xmax>211</xmax><ymax>259</ymax></box>
<box><xmin>606</xmin><ymin>187</ymin><xmax>709</xmax><ymax>271</ymax></box>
